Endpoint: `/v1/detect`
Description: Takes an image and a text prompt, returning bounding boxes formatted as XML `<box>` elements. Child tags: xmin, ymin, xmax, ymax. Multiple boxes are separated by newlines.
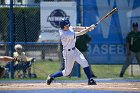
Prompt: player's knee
<box><xmin>62</xmin><ymin>70</ymin><xmax>71</xmax><ymax>76</ymax></box>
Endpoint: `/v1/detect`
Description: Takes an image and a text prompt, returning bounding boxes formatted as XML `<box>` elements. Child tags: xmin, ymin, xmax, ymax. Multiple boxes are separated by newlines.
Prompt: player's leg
<box><xmin>46</xmin><ymin>51</ymin><xmax>75</xmax><ymax>85</ymax></box>
<box><xmin>88</xmin><ymin>65</ymin><xmax>97</xmax><ymax>77</ymax></box>
<box><xmin>135</xmin><ymin>52</ymin><xmax>140</xmax><ymax>65</ymax></box>
<box><xmin>53</xmin><ymin>51</ymin><xmax>75</xmax><ymax>77</ymax></box>
<box><xmin>120</xmin><ymin>51</ymin><xmax>135</xmax><ymax>77</ymax></box>
<box><xmin>59</xmin><ymin>59</ymin><xmax>65</xmax><ymax>71</ymax></box>
<box><xmin>75</xmin><ymin>49</ymin><xmax>96</xmax><ymax>85</ymax></box>
<box><xmin>82</xmin><ymin>52</ymin><xmax>97</xmax><ymax>77</ymax></box>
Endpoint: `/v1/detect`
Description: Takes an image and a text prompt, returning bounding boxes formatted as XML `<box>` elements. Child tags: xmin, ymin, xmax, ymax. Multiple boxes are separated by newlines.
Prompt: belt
<box><xmin>64</xmin><ymin>47</ymin><xmax>75</xmax><ymax>51</ymax></box>
<box><xmin>68</xmin><ymin>47</ymin><xmax>75</xmax><ymax>51</ymax></box>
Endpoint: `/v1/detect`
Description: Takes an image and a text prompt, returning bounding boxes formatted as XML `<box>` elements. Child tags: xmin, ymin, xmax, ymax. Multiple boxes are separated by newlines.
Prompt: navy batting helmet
<box><xmin>59</xmin><ymin>18</ymin><xmax>70</xmax><ymax>29</ymax></box>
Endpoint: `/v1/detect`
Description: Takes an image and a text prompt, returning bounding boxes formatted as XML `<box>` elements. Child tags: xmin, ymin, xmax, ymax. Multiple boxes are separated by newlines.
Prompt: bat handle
<box><xmin>88</xmin><ymin>24</ymin><xmax>96</xmax><ymax>31</ymax></box>
<box><xmin>95</xmin><ymin>23</ymin><xmax>98</xmax><ymax>26</ymax></box>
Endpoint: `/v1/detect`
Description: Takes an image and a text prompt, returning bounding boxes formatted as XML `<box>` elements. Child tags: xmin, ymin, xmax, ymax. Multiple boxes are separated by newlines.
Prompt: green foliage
<box><xmin>0</xmin><ymin>7</ymin><xmax>40</xmax><ymax>42</ymax></box>
<box><xmin>0</xmin><ymin>8</ymin><xmax>10</xmax><ymax>42</ymax></box>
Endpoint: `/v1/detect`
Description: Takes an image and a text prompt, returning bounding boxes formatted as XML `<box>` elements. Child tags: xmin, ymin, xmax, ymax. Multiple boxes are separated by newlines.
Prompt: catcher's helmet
<box><xmin>59</xmin><ymin>18</ymin><xmax>70</xmax><ymax>29</ymax></box>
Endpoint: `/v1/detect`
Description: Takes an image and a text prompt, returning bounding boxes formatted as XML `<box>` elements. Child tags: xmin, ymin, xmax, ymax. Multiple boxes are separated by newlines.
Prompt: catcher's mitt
<box><xmin>0</xmin><ymin>66</ymin><xmax>5</xmax><ymax>78</ymax></box>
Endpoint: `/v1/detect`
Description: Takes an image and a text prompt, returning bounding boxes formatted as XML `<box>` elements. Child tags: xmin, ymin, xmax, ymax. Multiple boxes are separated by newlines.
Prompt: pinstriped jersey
<box><xmin>59</xmin><ymin>28</ymin><xmax>76</xmax><ymax>50</ymax></box>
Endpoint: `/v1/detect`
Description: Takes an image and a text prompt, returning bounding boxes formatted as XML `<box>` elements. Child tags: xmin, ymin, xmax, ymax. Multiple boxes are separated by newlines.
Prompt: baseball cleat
<box><xmin>88</xmin><ymin>78</ymin><xmax>97</xmax><ymax>85</ymax></box>
<box><xmin>46</xmin><ymin>74</ymin><xmax>54</xmax><ymax>85</ymax></box>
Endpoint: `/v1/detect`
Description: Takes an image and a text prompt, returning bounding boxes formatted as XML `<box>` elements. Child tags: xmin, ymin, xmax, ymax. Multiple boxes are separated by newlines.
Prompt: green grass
<box><xmin>1</xmin><ymin>60</ymin><xmax>140</xmax><ymax>80</ymax></box>
<box><xmin>32</xmin><ymin>60</ymin><xmax>140</xmax><ymax>80</ymax></box>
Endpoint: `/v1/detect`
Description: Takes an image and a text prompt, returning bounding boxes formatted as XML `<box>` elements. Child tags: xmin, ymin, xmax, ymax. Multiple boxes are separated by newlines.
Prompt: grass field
<box><xmin>31</xmin><ymin>60</ymin><xmax>140</xmax><ymax>80</ymax></box>
<box><xmin>0</xmin><ymin>60</ymin><xmax>139</xmax><ymax>80</ymax></box>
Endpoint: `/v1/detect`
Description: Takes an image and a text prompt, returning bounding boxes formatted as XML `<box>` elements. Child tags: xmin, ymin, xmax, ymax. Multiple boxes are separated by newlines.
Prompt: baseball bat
<box><xmin>89</xmin><ymin>8</ymin><xmax>118</xmax><ymax>29</ymax></box>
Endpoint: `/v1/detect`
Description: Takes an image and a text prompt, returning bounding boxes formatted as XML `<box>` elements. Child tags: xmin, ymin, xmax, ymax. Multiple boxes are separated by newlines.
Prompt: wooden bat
<box><xmin>89</xmin><ymin>8</ymin><xmax>118</xmax><ymax>30</ymax></box>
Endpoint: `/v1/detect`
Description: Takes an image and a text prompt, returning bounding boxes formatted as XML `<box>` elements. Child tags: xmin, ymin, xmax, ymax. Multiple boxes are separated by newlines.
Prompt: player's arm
<box><xmin>72</xmin><ymin>26</ymin><xmax>86</xmax><ymax>32</ymax></box>
<box><xmin>73</xmin><ymin>25</ymin><xmax>96</xmax><ymax>36</ymax></box>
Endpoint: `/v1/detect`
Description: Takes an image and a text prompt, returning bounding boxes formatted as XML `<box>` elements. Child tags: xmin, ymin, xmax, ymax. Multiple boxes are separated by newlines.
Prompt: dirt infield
<box><xmin>0</xmin><ymin>81</ymin><xmax>140</xmax><ymax>92</ymax></box>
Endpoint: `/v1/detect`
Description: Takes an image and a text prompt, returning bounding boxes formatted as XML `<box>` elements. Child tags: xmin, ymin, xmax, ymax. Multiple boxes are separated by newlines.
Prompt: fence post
<box><xmin>10</xmin><ymin>0</ymin><xmax>14</xmax><ymax>79</ymax></box>
<box><xmin>76</xmin><ymin>0</ymin><xmax>83</xmax><ymax>78</ymax></box>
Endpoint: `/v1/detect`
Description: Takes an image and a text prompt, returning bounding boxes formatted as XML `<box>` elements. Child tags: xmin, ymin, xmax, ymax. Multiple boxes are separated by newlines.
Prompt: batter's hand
<box><xmin>88</xmin><ymin>24</ymin><xmax>96</xmax><ymax>31</ymax></box>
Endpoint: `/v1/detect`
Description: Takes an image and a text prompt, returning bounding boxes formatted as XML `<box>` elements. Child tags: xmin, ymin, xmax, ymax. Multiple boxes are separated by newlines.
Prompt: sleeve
<box><xmin>72</xmin><ymin>26</ymin><xmax>85</xmax><ymax>32</ymax></box>
<box><xmin>14</xmin><ymin>52</ymin><xmax>18</xmax><ymax>57</ymax></box>
<box><xmin>13</xmin><ymin>52</ymin><xmax>19</xmax><ymax>64</ymax></box>
<box><xmin>75</xmin><ymin>29</ymin><xmax>89</xmax><ymax>36</ymax></box>
<box><xmin>21</xmin><ymin>52</ymin><xmax>28</xmax><ymax>62</ymax></box>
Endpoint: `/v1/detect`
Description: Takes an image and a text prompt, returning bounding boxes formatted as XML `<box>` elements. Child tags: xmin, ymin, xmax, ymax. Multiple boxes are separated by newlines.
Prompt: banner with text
<box><xmin>84</xmin><ymin>0</ymin><xmax>140</xmax><ymax>64</ymax></box>
<box><xmin>40</xmin><ymin>1</ymin><xmax>77</xmax><ymax>42</ymax></box>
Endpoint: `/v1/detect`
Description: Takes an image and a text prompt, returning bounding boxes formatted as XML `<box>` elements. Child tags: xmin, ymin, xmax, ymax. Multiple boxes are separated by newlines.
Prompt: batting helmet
<box><xmin>59</xmin><ymin>18</ymin><xmax>70</xmax><ymax>29</ymax></box>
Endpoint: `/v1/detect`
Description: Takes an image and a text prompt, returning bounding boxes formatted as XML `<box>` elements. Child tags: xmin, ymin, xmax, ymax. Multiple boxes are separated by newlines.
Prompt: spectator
<box><xmin>5</xmin><ymin>44</ymin><xmax>33</xmax><ymax>78</ymax></box>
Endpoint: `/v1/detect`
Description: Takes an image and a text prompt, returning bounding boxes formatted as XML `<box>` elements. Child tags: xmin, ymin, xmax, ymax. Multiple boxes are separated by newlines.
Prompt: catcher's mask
<box><xmin>59</xmin><ymin>18</ymin><xmax>70</xmax><ymax>29</ymax></box>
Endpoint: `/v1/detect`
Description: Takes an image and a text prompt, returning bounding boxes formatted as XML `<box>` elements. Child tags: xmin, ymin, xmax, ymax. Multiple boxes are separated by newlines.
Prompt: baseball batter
<box><xmin>46</xmin><ymin>18</ymin><xmax>96</xmax><ymax>85</ymax></box>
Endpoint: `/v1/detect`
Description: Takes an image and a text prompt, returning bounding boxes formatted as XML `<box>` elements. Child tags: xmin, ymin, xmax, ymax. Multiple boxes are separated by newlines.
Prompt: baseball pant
<box><xmin>62</xmin><ymin>48</ymin><xmax>89</xmax><ymax>76</ymax></box>
<box><xmin>120</xmin><ymin>51</ymin><xmax>140</xmax><ymax>75</ymax></box>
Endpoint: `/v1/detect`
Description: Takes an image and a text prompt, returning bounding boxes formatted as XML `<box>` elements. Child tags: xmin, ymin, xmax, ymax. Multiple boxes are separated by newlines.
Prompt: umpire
<box><xmin>120</xmin><ymin>22</ymin><xmax>140</xmax><ymax>77</ymax></box>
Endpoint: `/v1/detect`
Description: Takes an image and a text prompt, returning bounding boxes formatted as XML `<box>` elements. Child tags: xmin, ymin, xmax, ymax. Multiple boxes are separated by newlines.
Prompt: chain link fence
<box><xmin>0</xmin><ymin>0</ymin><xmax>80</xmax><ymax>79</ymax></box>
<box><xmin>0</xmin><ymin>6</ymin><xmax>40</xmax><ymax>42</ymax></box>
<box><xmin>0</xmin><ymin>2</ymin><xmax>63</xmax><ymax>79</ymax></box>
<box><xmin>0</xmin><ymin>0</ymin><xmax>139</xmax><ymax>79</ymax></box>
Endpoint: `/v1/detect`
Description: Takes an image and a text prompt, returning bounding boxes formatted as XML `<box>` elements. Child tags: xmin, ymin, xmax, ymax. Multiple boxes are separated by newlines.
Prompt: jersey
<box><xmin>14</xmin><ymin>52</ymin><xmax>32</xmax><ymax>65</ymax></box>
<box><xmin>59</xmin><ymin>26</ymin><xmax>88</xmax><ymax>50</ymax></box>
<box><xmin>59</xmin><ymin>28</ymin><xmax>76</xmax><ymax>50</ymax></box>
<box><xmin>126</xmin><ymin>31</ymin><xmax>140</xmax><ymax>53</ymax></box>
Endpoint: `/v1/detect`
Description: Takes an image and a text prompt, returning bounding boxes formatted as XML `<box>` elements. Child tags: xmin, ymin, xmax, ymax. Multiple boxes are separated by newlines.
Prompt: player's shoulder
<box><xmin>69</xmin><ymin>26</ymin><xmax>75</xmax><ymax>32</ymax></box>
<box><xmin>14</xmin><ymin>52</ymin><xmax>18</xmax><ymax>56</ymax></box>
<box><xmin>127</xmin><ymin>31</ymin><xmax>134</xmax><ymax>35</ymax></box>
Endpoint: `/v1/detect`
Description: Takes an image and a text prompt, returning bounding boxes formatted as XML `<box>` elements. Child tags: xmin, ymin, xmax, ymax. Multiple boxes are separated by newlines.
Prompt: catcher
<box><xmin>0</xmin><ymin>56</ymin><xmax>14</xmax><ymax>78</ymax></box>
